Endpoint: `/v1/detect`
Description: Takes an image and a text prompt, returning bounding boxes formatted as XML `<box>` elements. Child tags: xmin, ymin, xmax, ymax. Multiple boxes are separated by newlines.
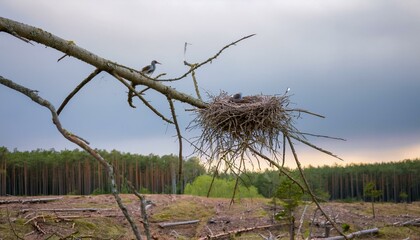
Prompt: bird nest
<box><xmin>190</xmin><ymin>92</ymin><xmax>301</xmax><ymax>166</ymax></box>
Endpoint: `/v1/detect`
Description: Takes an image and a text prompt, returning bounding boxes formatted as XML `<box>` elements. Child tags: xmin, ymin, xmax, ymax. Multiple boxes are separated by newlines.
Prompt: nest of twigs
<box><xmin>190</xmin><ymin>92</ymin><xmax>302</xmax><ymax>167</ymax></box>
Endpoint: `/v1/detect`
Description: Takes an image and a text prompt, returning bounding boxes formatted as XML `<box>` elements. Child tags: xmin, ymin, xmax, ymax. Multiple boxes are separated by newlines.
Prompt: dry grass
<box><xmin>1</xmin><ymin>195</ymin><xmax>419</xmax><ymax>239</ymax></box>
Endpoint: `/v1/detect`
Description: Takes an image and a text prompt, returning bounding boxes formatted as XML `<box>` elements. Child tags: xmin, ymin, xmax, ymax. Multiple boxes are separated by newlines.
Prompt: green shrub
<box><xmin>184</xmin><ymin>175</ymin><xmax>262</xmax><ymax>198</ymax></box>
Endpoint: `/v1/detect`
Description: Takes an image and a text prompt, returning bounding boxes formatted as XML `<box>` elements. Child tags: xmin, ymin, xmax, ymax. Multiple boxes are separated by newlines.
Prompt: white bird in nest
<box><xmin>141</xmin><ymin>60</ymin><xmax>161</xmax><ymax>76</ymax></box>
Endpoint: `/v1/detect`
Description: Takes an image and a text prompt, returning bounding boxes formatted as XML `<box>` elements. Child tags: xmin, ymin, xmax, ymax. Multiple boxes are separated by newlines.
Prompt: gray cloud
<box><xmin>1</xmin><ymin>0</ymin><xmax>419</xmax><ymax>164</ymax></box>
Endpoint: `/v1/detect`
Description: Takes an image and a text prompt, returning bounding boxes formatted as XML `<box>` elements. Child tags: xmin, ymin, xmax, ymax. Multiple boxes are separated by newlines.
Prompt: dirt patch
<box><xmin>1</xmin><ymin>195</ymin><xmax>419</xmax><ymax>239</ymax></box>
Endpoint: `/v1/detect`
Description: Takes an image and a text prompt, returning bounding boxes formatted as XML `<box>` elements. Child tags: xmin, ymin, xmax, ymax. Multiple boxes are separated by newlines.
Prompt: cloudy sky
<box><xmin>1</xmin><ymin>0</ymin><xmax>419</xmax><ymax>168</ymax></box>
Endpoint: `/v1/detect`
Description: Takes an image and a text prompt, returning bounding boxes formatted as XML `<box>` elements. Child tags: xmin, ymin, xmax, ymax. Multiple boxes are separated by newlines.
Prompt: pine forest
<box><xmin>1</xmin><ymin>147</ymin><xmax>419</xmax><ymax>203</ymax></box>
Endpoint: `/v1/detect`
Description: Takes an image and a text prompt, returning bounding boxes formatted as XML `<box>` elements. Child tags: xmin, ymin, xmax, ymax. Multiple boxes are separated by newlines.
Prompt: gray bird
<box><xmin>141</xmin><ymin>60</ymin><xmax>161</xmax><ymax>76</ymax></box>
<box><xmin>128</xmin><ymin>60</ymin><xmax>161</xmax><ymax>108</ymax></box>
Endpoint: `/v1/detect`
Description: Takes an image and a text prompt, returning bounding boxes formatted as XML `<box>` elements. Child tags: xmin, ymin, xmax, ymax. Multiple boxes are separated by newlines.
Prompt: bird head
<box><xmin>151</xmin><ymin>60</ymin><xmax>161</xmax><ymax>65</ymax></box>
<box><xmin>232</xmin><ymin>92</ymin><xmax>242</xmax><ymax>100</ymax></box>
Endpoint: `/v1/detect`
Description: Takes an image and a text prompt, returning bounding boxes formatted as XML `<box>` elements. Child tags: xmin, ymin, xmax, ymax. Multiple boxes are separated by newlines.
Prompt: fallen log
<box><xmin>20</xmin><ymin>208</ymin><xmax>111</xmax><ymax>213</ymax></box>
<box><xmin>0</xmin><ymin>197</ymin><xmax>63</xmax><ymax>205</ymax></box>
<box><xmin>394</xmin><ymin>218</ymin><xmax>420</xmax><ymax>226</ymax></box>
<box><xmin>158</xmin><ymin>220</ymin><xmax>200</xmax><ymax>228</ymax></box>
<box><xmin>24</xmin><ymin>215</ymin><xmax>87</xmax><ymax>225</ymax></box>
<box><xmin>199</xmin><ymin>223</ymin><xmax>283</xmax><ymax>240</ymax></box>
<box><xmin>315</xmin><ymin>227</ymin><xmax>379</xmax><ymax>240</ymax></box>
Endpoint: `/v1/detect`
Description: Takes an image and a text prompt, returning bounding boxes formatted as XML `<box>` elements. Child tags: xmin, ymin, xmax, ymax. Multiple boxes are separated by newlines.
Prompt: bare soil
<box><xmin>1</xmin><ymin>195</ymin><xmax>419</xmax><ymax>239</ymax></box>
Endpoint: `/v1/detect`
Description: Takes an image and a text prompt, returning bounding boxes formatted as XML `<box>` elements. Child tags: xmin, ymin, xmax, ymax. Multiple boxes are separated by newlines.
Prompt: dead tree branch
<box><xmin>199</xmin><ymin>223</ymin><xmax>283</xmax><ymax>240</ymax></box>
<box><xmin>316</xmin><ymin>227</ymin><xmax>379</xmax><ymax>240</ymax></box>
<box><xmin>285</xmin><ymin>134</ymin><xmax>347</xmax><ymax>239</ymax></box>
<box><xmin>183</xmin><ymin>43</ymin><xmax>203</xmax><ymax>100</ymax></box>
<box><xmin>167</xmin><ymin>97</ymin><xmax>184</xmax><ymax>193</ymax></box>
<box><xmin>161</xmin><ymin>34</ymin><xmax>256</xmax><ymax>82</ymax></box>
<box><xmin>0</xmin><ymin>16</ymin><xmax>207</xmax><ymax>109</ymax></box>
<box><xmin>57</xmin><ymin>68</ymin><xmax>102</xmax><ymax>115</ymax></box>
<box><xmin>0</xmin><ymin>76</ymin><xmax>143</xmax><ymax>240</ymax></box>
<box><xmin>112</xmin><ymin>72</ymin><xmax>174</xmax><ymax>124</ymax></box>
<box><xmin>6</xmin><ymin>208</ymin><xmax>25</xmax><ymax>240</ymax></box>
<box><xmin>125</xmin><ymin>179</ymin><xmax>152</xmax><ymax>240</ymax></box>
<box><xmin>0</xmin><ymin>197</ymin><xmax>63</xmax><ymax>205</ymax></box>
<box><xmin>158</xmin><ymin>220</ymin><xmax>199</xmax><ymax>228</ymax></box>
<box><xmin>20</xmin><ymin>208</ymin><xmax>108</xmax><ymax>214</ymax></box>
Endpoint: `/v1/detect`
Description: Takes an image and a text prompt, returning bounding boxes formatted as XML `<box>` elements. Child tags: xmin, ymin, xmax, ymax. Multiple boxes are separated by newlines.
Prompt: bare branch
<box><xmin>0</xmin><ymin>16</ymin><xmax>207</xmax><ymax>109</ymax></box>
<box><xmin>285</xmin><ymin>134</ymin><xmax>347</xmax><ymax>239</ymax></box>
<box><xmin>167</xmin><ymin>97</ymin><xmax>183</xmax><ymax>193</ymax></box>
<box><xmin>0</xmin><ymin>75</ymin><xmax>143</xmax><ymax>240</ymax></box>
<box><xmin>286</xmin><ymin>108</ymin><xmax>325</xmax><ymax>118</ymax></box>
<box><xmin>248</xmin><ymin>147</ymin><xmax>306</xmax><ymax>193</ymax></box>
<box><xmin>57</xmin><ymin>68</ymin><xmax>102</xmax><ymax>115</ymax></box>
<box><xmin>290</xmin><ymin>135</ymin><xmax>343</xmax><ymax>161</ymax></box>
<box><xmin>6</xmin><ymin>208</ymin><xmax>25</xmax><ymax>240</ymax></box>
<box><xmin>111</xmin><ymin>72</ymin><xmax>174</xmax><ymax>124</ymax></box>
<box><xmin>159</xmin><ymin>34</ymin><xmax>256</xmax><ymax>82</ymax></box>
<box><xmin>297</xmin><ymin>132</ymin><xmax>346</xmax><ymax>141</ymax></box>
<box><xmin>125</xmin><ymin>179</ymin><xmax>152</xmax><ymax>240</ymax></box>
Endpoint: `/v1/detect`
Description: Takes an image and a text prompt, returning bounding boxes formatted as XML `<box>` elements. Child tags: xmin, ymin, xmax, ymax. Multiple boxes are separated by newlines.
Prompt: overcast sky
<box><xmin>1</xmin><ymin>0</ymin><xmax>420</xmax><ymax>168</ymax></box>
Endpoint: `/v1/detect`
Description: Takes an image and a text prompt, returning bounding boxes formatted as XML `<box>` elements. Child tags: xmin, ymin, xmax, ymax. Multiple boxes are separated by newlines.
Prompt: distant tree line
<box><xmin>241</xmin><ymin>159</ymin><xmax>420</xmax><ymax>203</ymax></box>
<box><xmin>1</xmin><ymin>146</ymin><xmax>419</xmax><ymax>202</ymax></box>
<box><xmin>302</xmin><ymin>160</ymin><xmax>420</xmax><ymax>202</ymax></box>
<box><xmin>0</xmin><ymin>147</ymin><xmax>205</xmax><ymax>196</ymax></box>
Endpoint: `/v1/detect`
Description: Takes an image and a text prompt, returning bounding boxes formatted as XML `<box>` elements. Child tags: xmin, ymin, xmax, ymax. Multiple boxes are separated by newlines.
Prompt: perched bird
<box><xmin>128</xmin><ymin>60</ymin><xmax>161</xmax><ymax>108</ymax></box>
<box><xmin>141</xmin><ymin>60</ymin><xmax>161</xmax><ymax>76</ymax></box>
<box><xmin>231</xmin><ymin>92</ymin><xmax>243</xmax><ymax>102</ymax></box>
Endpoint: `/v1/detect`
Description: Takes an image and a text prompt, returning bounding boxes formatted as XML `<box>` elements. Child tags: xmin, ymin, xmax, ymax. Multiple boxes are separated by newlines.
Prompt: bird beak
<box><xmin>156</xmin><ymin>61</ymin><xmax>161</xmax><ymax>64</ymax></box>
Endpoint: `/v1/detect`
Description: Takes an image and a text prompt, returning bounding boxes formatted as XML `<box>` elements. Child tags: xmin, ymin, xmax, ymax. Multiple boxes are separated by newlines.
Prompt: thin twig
<box><xmin>6</xmin><ymin>208</ymin><xmax>25</xmax><ymax>240</ymax></box>
<box><xmin>285</xmin><ymin>134</ymin><xmax>347</xmax><ymax>239</ymax></box>
<box><xmin>111</xmin><ymin>72</ymin><xmax>174</xmax><ymax>124</ymax></box>
<box><xmin>207</xmin><ymin>158</ymin><xmax>223</xmax><ymax>197</ymax></box>
<box><xmin>286</xmin><ymin>108</ymin><xmax>325</xmax><ymax>118</ymax></box>
<box><xmin>297</xmin><ymin>204</ymin><xmax>309</xmax><ymax>238</ymax></box>
<box><xmin>191</xmin><ymin>68</ymin><xmax>202</xmax><ymax>100</ymax></box>
<box><xmin>125</xmin><ymin>179</ymin><xmax>152</xmax><ymax>240</ymax></box>
<box><xmin>183</xmin><ymin>43</ymin><xmax>203</xmax><ymax>100</ymax></box>
<box><xmin>296</xmin><ymin>132</ymin><xmax>346</xmax><ymax>141</ymax></box>
<box><xmin>57</xmin><ymin>68</ymin><xmax>102</xmax><ymax>115</ymax></box>
<box><xmin>159</xmin><ymin>34</ymin><xmax>256</xmax><ymax>82</ymax></box>
<box><xmin>167</xmin><ymin>97</ymin><xmax>183</xmax><ymax>193</ymax></box>
<box><xmin>282</xmin><ymin>134</ymin><xmax>286</xmax><ymax>168</ymax></box>
<box><xmin>249</xmin><ymin>147</ymin><xmax>306</xmax><ymax>194</ymax></box>
<box><xmin>290</xmin><ymin>135</ymin><xmax>343</xmax><ymax>161</ymax></box>
<box><xmin>57</xmin><ymin>54</ymin><xmax>68</xmax><ymax>62</ymax></box>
